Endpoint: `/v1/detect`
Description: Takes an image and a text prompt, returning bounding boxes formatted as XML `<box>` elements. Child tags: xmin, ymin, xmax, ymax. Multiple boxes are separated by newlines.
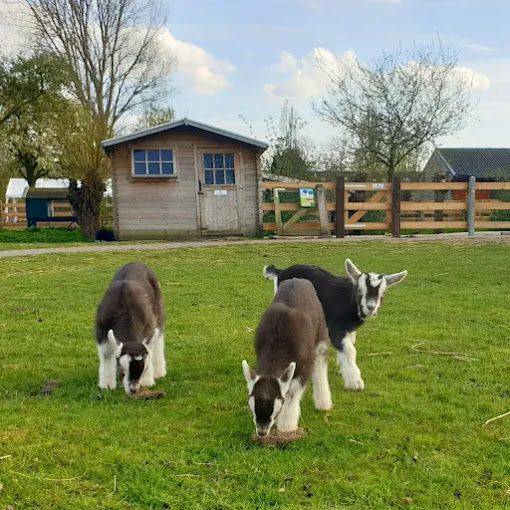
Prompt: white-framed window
<box><xmin>203</xmin><ymin>153</ymin><xmax>235</xmax><ymax>185</ymax></box>
<box><xmin>133</xmin><ymin>149</ymin><xmax>175</xmax><ymax>176</ymax></box>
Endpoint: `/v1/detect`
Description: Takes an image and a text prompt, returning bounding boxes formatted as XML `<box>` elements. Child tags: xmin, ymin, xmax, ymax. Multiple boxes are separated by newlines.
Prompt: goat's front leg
<box><xmin>97</xmin><ymin>344</ymin><xmax>117</xmax><ymax>390</ymax></box>
<box><xmin>312</xmin><ymin>341</ymin><xmax>332</xmax><ymax>410</ymax></box>
<box><xmin>337</xmin><ymin>331</ymin><xmax>364</xmax><ymax>391</ymax></box>
<box><xmin>277</xmin><ymin>381</ymin><xmax>306</xmax><ymax>433</ymax></box>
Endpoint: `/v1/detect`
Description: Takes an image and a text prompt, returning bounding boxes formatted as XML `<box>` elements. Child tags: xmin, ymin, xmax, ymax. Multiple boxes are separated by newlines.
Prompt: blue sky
<box><xmin>161</xmin><ymin>0</ymin><xmax>510</xmax><ymax>149</ymax></box>
<box><xmin>1</xmin><ymin>0</ymin><xmax>509</xmax><ymax>150</ymax></box>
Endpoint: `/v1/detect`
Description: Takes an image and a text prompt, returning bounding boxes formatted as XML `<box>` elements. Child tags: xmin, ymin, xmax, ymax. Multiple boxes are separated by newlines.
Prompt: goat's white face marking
<box><xmin>118</xmin><ymin>351</ymin><xmax>149</xmax><ymax>395</ymax></box>
<box><xmin>358</xmin><ymin>272</ymin><xmax>387</xmax><ymax>318</ymax></box>
<box><xmin>247</xmin><ymin>394</ymin><xmax>284</xmax><ymax>438</ymax></box>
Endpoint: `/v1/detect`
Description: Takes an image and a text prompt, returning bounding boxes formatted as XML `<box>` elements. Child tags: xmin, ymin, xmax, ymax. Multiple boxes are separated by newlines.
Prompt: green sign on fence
<box><xmin>299</xmin><ymin>188</ymin><xmax>315</xmax><ymax>208</ymax></box>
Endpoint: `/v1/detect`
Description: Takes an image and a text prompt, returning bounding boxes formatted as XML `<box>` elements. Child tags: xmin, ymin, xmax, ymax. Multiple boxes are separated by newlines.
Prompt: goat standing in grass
<box><xmin>264</xmin><ymin>259</ymin><xmax>407</xmax><ymax>391</ymax></box>
<box><xmin>243</xmin><ymin>278</ymin><xmax>331</xmax><ymax>439</ymax></box>
<box><xmin>96</xmin><ymin>262</ymin><xmax>166</xmax><ymax>395</ymax></box>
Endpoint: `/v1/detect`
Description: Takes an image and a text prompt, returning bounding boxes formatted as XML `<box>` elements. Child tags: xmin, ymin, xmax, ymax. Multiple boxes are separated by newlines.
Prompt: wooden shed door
<box><xmin>198</xmin><ymin>151</ymin><xmax>241</xmax><ymax>235</ymax></box>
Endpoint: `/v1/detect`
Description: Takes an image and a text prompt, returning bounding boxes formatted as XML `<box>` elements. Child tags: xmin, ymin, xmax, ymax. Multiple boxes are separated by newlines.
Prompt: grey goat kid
<box><xmin>243</xmin><ymin>278</ymin><xmax>331</xmax><ymax>439</ymax></box>
<box><xmin>95</xmin><ymin>262</ymin><xmax>166</xmax><ymax>395</ymax></box>
<box><xmin>263</xmin><ymin>259</ymin><xmax>407</xmax><ymax>391</ymax></box>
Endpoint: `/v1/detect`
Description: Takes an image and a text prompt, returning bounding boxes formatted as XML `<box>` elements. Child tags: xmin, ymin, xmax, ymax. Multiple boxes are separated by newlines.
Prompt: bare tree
<box><xmin>24</xmin><ymin>0</ymin><xmax>172</xmax><ymax>132</ymax></box>
<box><xmin>316</xmin><ymin>42</ymin><xmax>473</xmax><ymax>182</ymax></box>
<box><xmin>22</xmin><ymin>0</ymin><xmax>173</xmax><ymax>236</ymax></box>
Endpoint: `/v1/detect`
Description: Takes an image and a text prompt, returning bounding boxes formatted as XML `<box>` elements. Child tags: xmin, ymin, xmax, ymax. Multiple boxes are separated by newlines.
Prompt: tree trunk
<box><xmin>68</xmin><ymin>178</ymin><xmax>105</xmax><ymax>238</ymax></box>
<box><xmin>386</xmin><ymin>164</ymin><xmax>396</xmax><ymax>183</ymax></box>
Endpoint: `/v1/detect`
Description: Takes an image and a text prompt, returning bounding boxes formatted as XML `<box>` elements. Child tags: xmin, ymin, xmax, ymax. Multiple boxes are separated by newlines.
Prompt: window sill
<box><xmin>202</xmin><ymin>184</ymin><xmax>237</xmax><ymax>189</ymax></box>
<box><xmin>130</xmin><ymin>175</ymin><xmax>178</xmax><ymax>183</ymax></box>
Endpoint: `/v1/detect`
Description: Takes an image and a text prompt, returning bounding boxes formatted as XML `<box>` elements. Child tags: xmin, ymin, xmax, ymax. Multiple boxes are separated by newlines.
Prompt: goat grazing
<box><xmin>242</xmin><ymin>278</ymin><xmax>331</xmax><ymax>439</ymax></box>
<box><xmin>95</xmin><ymin>262</ymin><xmax>166</xmax><ymax>395</ymax></box>
<box><xmin>263</xmin><ymin>259</ymin><xmax>407</xmax><ymax>391</ymax></box>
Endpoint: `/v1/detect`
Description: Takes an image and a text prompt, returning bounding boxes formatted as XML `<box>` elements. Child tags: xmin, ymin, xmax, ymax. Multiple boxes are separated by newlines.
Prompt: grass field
<box><xmin>1</xmin><ymin>241</ymin><xmax>510</xmax><ymax>509</ymax></box>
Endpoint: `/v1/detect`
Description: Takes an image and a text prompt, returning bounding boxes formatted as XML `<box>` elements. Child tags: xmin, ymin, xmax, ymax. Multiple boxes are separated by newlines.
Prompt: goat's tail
<box><xmin>263</xmin><ymin>264</ymin><xmax>281</xmax><ymax>280</ymax></box>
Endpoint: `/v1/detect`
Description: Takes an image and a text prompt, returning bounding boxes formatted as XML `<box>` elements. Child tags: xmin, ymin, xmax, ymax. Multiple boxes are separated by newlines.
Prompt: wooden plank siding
<box><xmin>110</xmin><ymin>129</ymin><xmax>261</xmax><ymax>240</ymax></box>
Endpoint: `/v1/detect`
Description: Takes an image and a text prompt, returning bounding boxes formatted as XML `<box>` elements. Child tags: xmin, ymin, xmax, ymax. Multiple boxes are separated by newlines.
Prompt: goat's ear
<box><xmin>143</xmin><ymin>328</ymin><xmax>159</xmax><ymax>348</ymax></box>
<box><xmin>107</xmin><ymin>329</ymin><xmax>121</xmax><ymax>346</ymax></box>
<box><xmin>345</xmin><ymin>259</ymin><xmax>361</xmax><ymax>283</ymax></box>
<box><xmin>385</xmin><ymin>270</ymin><xmax>408</xmax><ymax>287</ymax></box>
<box><xmin>278</xmin><ymin>362</ymin><xmax>296</xmax><ymax>396</ymax></box>
<box><xmin>107</xmin><ymin>329</ymin><xmax>122</xmax><ymax>356</ymax></box>
<box><xmin>242</xmin><ymin>360</ymin><xmax>257</xmax><ymax>385</ymax></box>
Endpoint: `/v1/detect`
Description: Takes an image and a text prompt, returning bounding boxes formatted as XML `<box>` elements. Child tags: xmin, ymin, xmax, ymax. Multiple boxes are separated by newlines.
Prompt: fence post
<box><xmin>317</xmin><ymin>185</ymin><xmax>330</xmax><ymax>237</ymax></box>
<box><xmin>335</xmin><ymin>176</ymin><xmax>345</xmax><ymax>238</ymax></box>
<box><xmin>467</xmin><ymin>176</ymin><xmax>476</xmax><ymax>236</ymax></box>
<box><xmin>273</xmin><ymin>188</ymin><xmax>283</xmax><ymax>235</ymax></box>
<box><xmin>391</xmin><ymin>176</ymin><xmax>401</xmax><ymax>238</ymax></box>
<box><xmin>0</xmin><ymin>201</ymin><xmax>3</xmax><ymax>229</ymax></box>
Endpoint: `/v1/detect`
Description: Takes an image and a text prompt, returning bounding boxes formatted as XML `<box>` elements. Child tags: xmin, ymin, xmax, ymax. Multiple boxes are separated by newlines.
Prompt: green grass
<box><xmin>0</xmin><ymin>228</ymin><xmax>93</xmax><ymax>248</ymax></box>
<box><xmin>1</xmin><ymin>241</ymin><xmax>510</xmax><ymax>509</ymax></box>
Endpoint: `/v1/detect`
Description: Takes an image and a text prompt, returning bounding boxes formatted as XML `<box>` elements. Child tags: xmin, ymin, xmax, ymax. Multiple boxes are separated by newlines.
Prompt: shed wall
<box><xmin>110</xmin><ymin>129</ymin><xmax>260</xmax><ymax>240</ymax></box>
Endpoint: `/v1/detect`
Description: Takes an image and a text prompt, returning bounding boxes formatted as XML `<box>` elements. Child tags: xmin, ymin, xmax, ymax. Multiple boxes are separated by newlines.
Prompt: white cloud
<box><xmin>155</xmin><ymin>29</ymin><xmax>235</xmax><ymax>96</ymax></box>
<box><xmin>265</xmin><ymin>46</ymin><xmax>491</xmax><ymax>103</ymax></box>
<box><xmin>451</xmin><ymin>66</ymin><xmax>490</xmax><ymax>91</ymax></box>
<box><xmin>264</xmin><ymin>48</ymin><xmax>357</xmax><ymax>101</ymax></box>
<box><xmin>450</xmin><ymin>37</ymin><xmax>495</xmax><ymax>54</ymax></box>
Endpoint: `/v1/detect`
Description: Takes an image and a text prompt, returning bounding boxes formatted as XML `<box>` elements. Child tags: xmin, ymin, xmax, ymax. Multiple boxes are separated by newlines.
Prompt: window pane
<box><xmin>204</xmin><ymin>154</ymin><xmax>213</xmax><ymax>168</ymax></box>
<box><xmin>161</xmin><ymin>163</ymin><xmax>173</xmax><ymax>175</ymax></box>
<box><xmin>148</xmin><ymin>162</ymin><xmax>160</xmax><ymax>175</ymax></box>
<box><xmin>224</xmin><ymin>153</ymin><xmax>234</xmax><ymax>168</ymax></box>
<box><xmin>226</xmin><ymin>169</ymin><xmax>235</xmax><ymax>184</ymax></box>
<box><xmin>161</xmin><ymin>150</ymin><xmax>173</xmax><ymax>162</ymax></box>
<box><xmin>134</xmin><ymin>150</ymin><xmax>146</xmax><ymax>162</ymax></box>
<box><xmin>214</xmin><ymin>154</ymin><xmax>224</xmax><ymax>169</ymax></box>
<box><xmin>204</xmin><ymin>169</ymin><xmax>214</xmax><ymax>185</ymax></box>
<box><xmin>147</xmin><ymin>150</ymin><xmax>160</xmax><ymax>162</ymax></box>
<box><xmin>134</xmin><ymin>162</ymin><xmax>146</xmax><ymax>175</ymax></box>
<box><xmin>215</xmin><ymin>169</ymin><xmax>225</xmax><ymax>185</ymax></box>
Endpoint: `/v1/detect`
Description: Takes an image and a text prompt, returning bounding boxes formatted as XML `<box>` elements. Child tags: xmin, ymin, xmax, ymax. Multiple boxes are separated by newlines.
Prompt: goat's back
<box><xmin>255</xmin><ymin>278</ymin><xmax>326</xmax><ymax>382</ymax></box>
<box><xmin>277</xmin><ymin>264</ymin><xmax>362</xmax><ymax>346</ymax></box>
<box><xmin>96</xmin><ymin>263</ymin><xmax>164</xmax><ymax>344</ymax></box>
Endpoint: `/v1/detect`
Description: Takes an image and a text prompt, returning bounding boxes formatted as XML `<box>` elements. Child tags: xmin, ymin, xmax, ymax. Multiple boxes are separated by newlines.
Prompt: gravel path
<box><xmin>0</xmin><ymin>231</ymin><xmax>508</xmax><ymax>258</ymax></box>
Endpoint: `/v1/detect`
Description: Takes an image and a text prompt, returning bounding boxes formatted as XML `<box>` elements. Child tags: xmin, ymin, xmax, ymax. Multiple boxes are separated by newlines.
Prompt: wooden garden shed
<box><xmin>102</xmin><ymin>118</ymin><xmax>268</xmax><ymax>240</ymax></box>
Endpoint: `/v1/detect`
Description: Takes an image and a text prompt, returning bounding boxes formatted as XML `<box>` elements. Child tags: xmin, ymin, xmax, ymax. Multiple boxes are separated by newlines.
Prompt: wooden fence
<box><xmin>262</xmin><ymin>177</ymin><xmax>510</xmax><ymax>237</ymax></box>
<box><xmin>0</xmin><ymin>199</ymin><xmax>115</xmax><ymax>230</ymax></box>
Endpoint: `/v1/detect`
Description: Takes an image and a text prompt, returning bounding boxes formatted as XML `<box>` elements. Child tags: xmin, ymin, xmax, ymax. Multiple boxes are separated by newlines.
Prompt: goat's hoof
<box><xmin>344</xmin><ymin>378</ymin><xmax>364</xmax><ymax>391</ymax></box>
<box><xmin>316</xmin><ymin>405</ymin><xmax>333</xmax><ymax>411</ymax></box>
<box><xmin>98</xmin><ymin>383</ymin><xmax>115</xmax><ymax>390</ymax></box>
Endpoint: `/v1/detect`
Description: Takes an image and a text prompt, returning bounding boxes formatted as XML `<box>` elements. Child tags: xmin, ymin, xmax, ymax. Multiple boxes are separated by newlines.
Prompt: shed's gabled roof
<box><xmin>435</xmin><ymin>148</ymin><xmax>510</xmax><ymax>178</ymax></box>
<box><xmin>102</xmin><ymin>117</ymin><xmax>268</xmax><ymax>150</ymax></box>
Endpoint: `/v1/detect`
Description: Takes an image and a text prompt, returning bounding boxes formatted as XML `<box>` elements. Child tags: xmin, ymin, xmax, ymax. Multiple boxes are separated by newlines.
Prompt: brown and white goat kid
<box><xmin>95</xmin><ymin>262</ymin><xmax>166</xmax><ymax>395</ymax></box>
<box><xmin>242</xmin><ymin>278</ymin><xmax>331</xmax><ymax>438</ymax></box>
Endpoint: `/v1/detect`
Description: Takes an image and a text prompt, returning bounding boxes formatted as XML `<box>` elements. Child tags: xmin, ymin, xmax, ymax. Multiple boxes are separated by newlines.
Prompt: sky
<box><xmin>1</xmin><ymin>0</ymin><xmax>509</xmax><ymax>152</ymax></box>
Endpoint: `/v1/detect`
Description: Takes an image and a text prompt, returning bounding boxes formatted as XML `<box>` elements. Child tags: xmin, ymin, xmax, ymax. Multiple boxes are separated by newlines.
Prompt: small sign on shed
<box><xmin>299</xmin><ymin>188</ymin><xmax>316</xmax><ymax>208</ymax></box>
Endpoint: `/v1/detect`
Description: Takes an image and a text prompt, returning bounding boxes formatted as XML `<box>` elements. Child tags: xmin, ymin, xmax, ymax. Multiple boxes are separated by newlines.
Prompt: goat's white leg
<box><xmin>312</xmin><ymin>342</ymin><xmax>332</xmax><ymax>410</ymax></box>
<box><xmin>139</xmin><ymin>358</ymin><xmax>155</xmax><ymax>387</ymax></box>
<box><xmin>97</xmin><ymin>344</ymin><xmax>117</xmax><ymax>390</ymax></box>
<box><xmin>151</xmin><ymin>332</ymin><xmax>167</xmax><ymax>379</ymax></box>
<box><xmin>337</xmin><ymin>331</ymin><xmax>364</xmax><ymax>391</ymax></box>
<box><xmin>276</xmin><ymin>380</ymin><xmax>306</xmax><ymax>433</ymax></box>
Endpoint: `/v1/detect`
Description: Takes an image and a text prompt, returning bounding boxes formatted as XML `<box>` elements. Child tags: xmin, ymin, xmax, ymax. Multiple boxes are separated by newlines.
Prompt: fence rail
<box><xmin>262</xmin><ymin>176</ymin><xmax>510</xmax><ymax>237</ymax></box>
